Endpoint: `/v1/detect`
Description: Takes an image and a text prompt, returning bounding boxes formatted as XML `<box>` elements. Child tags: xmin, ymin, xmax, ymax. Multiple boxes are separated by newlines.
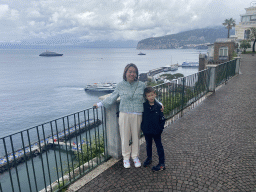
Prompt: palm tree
<box><xmin>250</xmin><ymin>27</ymin><xmax>256</xmax><ymax>53</ymax></box>
<box><xmin>222</xmin><ymin>18</ymin><xmax>236</xmax><ymax>38</ymax></box>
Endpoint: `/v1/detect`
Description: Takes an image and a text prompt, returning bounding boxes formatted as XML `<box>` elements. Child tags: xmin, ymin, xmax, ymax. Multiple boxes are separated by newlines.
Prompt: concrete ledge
<box><xmin>66</xmin><ymin>158</ymin><xmax>120</xmax><ymax>192</ymax></box>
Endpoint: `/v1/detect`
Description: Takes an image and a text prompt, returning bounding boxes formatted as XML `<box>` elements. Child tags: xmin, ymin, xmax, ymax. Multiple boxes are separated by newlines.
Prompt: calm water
<box><xmin>0</xmin><ymin>48</ymin><xmax>206</xmax><ymax>136</ymax></box>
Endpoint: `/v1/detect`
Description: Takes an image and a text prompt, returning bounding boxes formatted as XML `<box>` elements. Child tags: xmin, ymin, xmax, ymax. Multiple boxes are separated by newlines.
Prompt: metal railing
<box><xmin>215</xmin><ymin>59</ymin><xmax>237</xmax><ymax>87</ymax></box>
<box><xmin>154</xmin><ymin>69</ymin><xmax>210</xmax><ymax>119</ymax></box>
<box><xmin>155</xmin><ymin>59</ymin><xmax>238</xmax><ymax>118</ymax></box>
<box><xmin>0</xmin><ymin>107</ymin><xmax>109</xmax><ymax>192</ymax></box>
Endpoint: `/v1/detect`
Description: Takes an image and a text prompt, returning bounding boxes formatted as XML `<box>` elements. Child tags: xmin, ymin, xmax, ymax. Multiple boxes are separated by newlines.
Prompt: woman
<box><xmin>94</xmin><ymin>63</ymin><xmax>162</xmax><ymax>169</ymax></box>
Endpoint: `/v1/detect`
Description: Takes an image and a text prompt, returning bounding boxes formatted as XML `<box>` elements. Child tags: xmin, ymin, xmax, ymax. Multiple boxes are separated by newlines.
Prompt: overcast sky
<box><xmin>0</xmin><ymin>0</ymin><xmax>254</xmax><ymax>43</ymax></box>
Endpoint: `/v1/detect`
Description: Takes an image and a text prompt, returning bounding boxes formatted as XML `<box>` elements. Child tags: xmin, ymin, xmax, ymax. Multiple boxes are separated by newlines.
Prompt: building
<box><xmin>206</xmin><ymin>38</ymin><xmax>236</xmax><ymax>64</ymax></box>
<box><xmin>235</xmin><ymin>2</ymin><xmax>256</xmax><ymax>40</ymax></box>
<box><xmin>213</xmin><ymin>39</ymin><xmax>236</xmax><ymax>62</ymax></box>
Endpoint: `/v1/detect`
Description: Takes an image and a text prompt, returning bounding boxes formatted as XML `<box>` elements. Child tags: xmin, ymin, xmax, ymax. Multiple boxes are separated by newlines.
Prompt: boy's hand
<box><xmin>93</xmin><ymin>103</ymin><xmax>98</xmax><ymax>109</ymax></box>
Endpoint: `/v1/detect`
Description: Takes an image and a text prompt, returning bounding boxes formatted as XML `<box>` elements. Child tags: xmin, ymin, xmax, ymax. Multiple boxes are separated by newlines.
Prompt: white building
<box><xmin>235</xmin><ymin>2</ymin><xmax>256</xmax><ymax>40</ymax></box>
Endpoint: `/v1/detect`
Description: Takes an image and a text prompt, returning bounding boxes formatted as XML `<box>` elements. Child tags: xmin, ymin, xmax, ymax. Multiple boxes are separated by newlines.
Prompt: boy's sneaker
<box><xmin>123</xmin><ymin>159</ymin><xmax>130</xmax><ymax>168</ymax></box>
<box><xmin>143</xmin><ymin>157</ymin><xmax>152</xmax><ymax>167</ymax></box>
<box><xmin>133</xmin><ymin>157</ymin><xmax>141</xmax><ymax>168</ymax></box>
<box><xmin>152</xmin><ymin>164</ymin><xmax>165</xmax><ymax>172</ymax></box>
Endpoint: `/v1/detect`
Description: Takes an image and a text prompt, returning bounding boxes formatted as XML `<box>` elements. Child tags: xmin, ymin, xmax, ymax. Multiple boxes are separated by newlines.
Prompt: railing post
<box><xmin>207</xmin><ymin>65</ymin><xmax>218</xmax><ymax>92</ymax></box>
<box><xmin>99</xmin><ymin>95</ymin><xmax>122</xmax><ymax>159</ymax></box>
<box><xmin>181</xmin><ymin>77</ymin><xmax>186</xmax><ymax>116</ymax></box>
<box><xmin>234</xmin><ymin>57</ymin><xmax>241</xmax><ymax>74</ymax></box>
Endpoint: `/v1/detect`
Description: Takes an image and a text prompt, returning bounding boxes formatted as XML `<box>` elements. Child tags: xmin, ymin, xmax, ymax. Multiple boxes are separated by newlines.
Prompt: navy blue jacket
<box><xmin>141</xmin><ymin>100</ymin><xmax>165</xmax><ymax>135</ymax></box>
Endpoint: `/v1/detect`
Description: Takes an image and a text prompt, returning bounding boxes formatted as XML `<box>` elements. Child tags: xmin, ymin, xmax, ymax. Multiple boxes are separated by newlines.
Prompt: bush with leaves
<box><xmin>240</xmin><ymin>40</ymin><xmax>251</xmax><ymax>53</ymax></box>
<box><xmin>75</xmin><ymin>136</ymin><xmax>105</xmax><ymax>164</ymax></box>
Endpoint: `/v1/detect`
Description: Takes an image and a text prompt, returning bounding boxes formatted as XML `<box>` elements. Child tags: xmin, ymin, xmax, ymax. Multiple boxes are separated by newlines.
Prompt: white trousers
<box><xmin>119</xmin><ymin>112</ymin><xmax>142</xmax><ymax>160</ymax></box>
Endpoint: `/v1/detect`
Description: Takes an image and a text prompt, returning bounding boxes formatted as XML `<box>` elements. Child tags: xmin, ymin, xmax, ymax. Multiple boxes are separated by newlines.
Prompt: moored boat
<box><xmin>170</xmin><ymin>64</ymin><xmax>178</xmax><ymax>71</ymax></box>
<box><xmin>163</xmin><ymin>64</ymin><xmax>178</xmax><ymax>71</ymax></box>
<box><xmin>138</xmin><ymin>52</ymin><xmax>146</xmax><ymax>55</ymax></box>
<box><xmin>181</xmin><ymin>61</ymin><xmax>199</xmax><ymax>67</ymax></box>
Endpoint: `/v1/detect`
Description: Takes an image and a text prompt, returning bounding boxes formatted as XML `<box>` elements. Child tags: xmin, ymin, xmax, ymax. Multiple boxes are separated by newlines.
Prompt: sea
<box><xmin>0</xmin><ymin>47</ymin><xmax>207</xmax><ymax>191</ymax></box>
<box><xmin>0</xmin><ymin>48</ymin><xmax>207</xmax><ymax>137</ymax></box>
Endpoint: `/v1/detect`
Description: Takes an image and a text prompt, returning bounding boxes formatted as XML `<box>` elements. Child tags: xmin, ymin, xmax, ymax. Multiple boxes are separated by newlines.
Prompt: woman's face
<box><xmin>126</xmin><ymin>66</ymin><xmax>137</xmax><ymax>83</ymax></box>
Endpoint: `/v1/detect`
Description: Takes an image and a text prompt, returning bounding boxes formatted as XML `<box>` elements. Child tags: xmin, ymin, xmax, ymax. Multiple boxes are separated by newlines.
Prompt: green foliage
<box><xmin>222</xmin><ymin>18</ymin><xmax>236</xmax><ymax>38</ymax></box>
<box><xmin>159</xmin><ymin>73</ymin><xmax>208</xmax><ymax>118</ymax></box>
<box><xmin>160</xmin><ymin>73</ymin><xmax>184</xmax><ymax>81</ymax></box>
<box><xmin>146</xmin><ymin>78</ymin><xmax>164</xmax><ymax>86</ymax></box>
<box><xmin>240</xmin><ymin>40</ymin><xmax>251</xmax><ymax>53</ymax></box>
<box><xmin>76</xmin><ymin>136</ymin><xmax>105</xmax><ymax>164</ymax></box>
<box><xmin>249</xmin><ymin>27</ymin><xmax>256</xmax><ymax>52</ymax></box>
<box><xmin>231</xmin><ymin>51</ymin><xmax>237</xmax><ymax>59</ymax></box>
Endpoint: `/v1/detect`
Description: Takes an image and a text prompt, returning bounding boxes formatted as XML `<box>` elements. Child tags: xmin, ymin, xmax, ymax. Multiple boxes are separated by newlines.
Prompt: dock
<box><xmin>0</xmin><ymin>119</ymin><xmax>101</xmax><ymax>173</ymax></box>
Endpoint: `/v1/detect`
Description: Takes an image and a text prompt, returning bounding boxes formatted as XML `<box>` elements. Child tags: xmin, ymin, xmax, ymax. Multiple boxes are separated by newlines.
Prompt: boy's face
<box><xmin>145</xmin><ymin>91</ymin><xmax>156</xmax><ymax>104</ymax></box>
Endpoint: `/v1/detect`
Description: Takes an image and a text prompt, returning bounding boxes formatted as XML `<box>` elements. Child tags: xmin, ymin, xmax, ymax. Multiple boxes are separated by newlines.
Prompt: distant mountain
<box><xmin>0</xmin><ymin>40</ymin><xmax>138</xmax><ymax>49</ymax></box>
<box><xmin>137</xmin><ymin>26</ymin><xmax>235</xmax><ymax>49</ymax></box>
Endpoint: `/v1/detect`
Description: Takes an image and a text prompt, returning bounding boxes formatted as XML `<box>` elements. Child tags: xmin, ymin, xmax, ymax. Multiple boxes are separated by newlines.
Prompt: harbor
<box><xmin>0</xmin><ymin>118</ymin><xmax>101</xmax><ymax>173</ymax></box>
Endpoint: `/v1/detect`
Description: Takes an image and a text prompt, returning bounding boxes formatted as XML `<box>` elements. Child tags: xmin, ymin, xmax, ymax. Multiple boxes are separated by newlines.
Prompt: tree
<box><xmin>240</xmin><ymin>40</ymin><xmax>251</xmax><ymax>53</ymax></box>
<box><xmin>249</xmin><ymin>27</ymin><xmax>256</xmax><ymax>53</ymax></box>
<box><xmin>223</xmin><ymin>18</ymin><xmax>236</xmax><ymax>38</ymax></box>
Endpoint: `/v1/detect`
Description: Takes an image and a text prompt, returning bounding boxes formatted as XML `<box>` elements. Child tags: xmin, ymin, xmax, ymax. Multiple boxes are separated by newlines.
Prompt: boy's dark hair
<box><xmin>144</xmin><ymin>86</ymin><xmax>155</xmax><ymax>97</ymax></box>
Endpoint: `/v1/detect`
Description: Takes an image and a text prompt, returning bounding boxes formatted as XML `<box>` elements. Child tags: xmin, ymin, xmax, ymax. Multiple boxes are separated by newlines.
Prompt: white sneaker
<box><xmin>133</xmin><ymin>157</ymin><xmax>141</xmax><ymax>168</ymax></box>
<box><xmin>123</xmin><ymin>159</ymin><xmax>130</xmax><ymax>168</ymax></box>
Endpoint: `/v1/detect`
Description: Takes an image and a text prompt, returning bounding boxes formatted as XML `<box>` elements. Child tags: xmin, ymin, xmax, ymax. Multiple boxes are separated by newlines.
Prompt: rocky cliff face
<box><xmin>137</xmin><ymin>26</ymin><xmax>235</xmax><ymax>50</ymax></box>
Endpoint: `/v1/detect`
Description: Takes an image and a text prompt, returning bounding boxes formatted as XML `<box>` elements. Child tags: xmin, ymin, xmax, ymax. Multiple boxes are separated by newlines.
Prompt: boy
<box><xmin>141</xmin><ymin>87</ymin><xmax>165</xmax><ymax>172</ymax></box>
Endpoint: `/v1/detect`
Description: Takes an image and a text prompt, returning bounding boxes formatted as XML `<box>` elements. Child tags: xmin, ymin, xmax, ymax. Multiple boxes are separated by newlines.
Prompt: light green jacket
<box><xmin>102</xmin><ymin>80</ymin><xmax>146</xmax><ymax>113</ymax></box>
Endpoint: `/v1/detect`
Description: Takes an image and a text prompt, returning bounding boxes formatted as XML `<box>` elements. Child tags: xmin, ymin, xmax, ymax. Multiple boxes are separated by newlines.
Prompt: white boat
<box><xmin>170</xmin><ymin>64</ymin><xmax>178</xmax><ymax>71</ymax></box>
<box><xmin>84</xmin><ymin>83</ymin><xmax>115</xmax><ymax>92</ymax></box>
<box><xmin>181</xmin><ymin>62</ymin><xmax>199</xmax><ymax>67</ymax></box>
<box><xmin>163</xmin><ymin>64</ymin><xmax>178</xmax><ymax>71</ymax></box>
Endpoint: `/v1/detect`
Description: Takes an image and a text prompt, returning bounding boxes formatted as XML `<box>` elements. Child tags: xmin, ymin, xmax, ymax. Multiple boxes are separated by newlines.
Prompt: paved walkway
<box><xmin>73</xmin><ymin>55</ymin><xmax>256</xmax><ymax>192</ymax></box>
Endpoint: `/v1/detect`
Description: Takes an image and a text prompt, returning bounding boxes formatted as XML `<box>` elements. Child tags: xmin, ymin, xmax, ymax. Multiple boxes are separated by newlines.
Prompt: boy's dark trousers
<box><xmin>144</xmin><ymin>133</ymin><xmax>165</xmax><ymax>164</ymax></box>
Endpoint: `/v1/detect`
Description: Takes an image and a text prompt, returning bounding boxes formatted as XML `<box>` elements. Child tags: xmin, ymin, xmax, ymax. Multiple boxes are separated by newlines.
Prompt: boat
<box><xmin>138</xmin><ymin>52</ymin><xmax>146</xmax><ymax>55</ymax></box>
<box><xmin>181</xmin><ymin>62</ymin><xmax>199</xmax><ymax>67</ymax></box>
<box><xmin>39</xmin><ymin>50</ymin><xmax>63</xmax><ymax>56</ymax></box>
<box><xmin>170</xmin><ymin>64</ymin><xmax>178</xmax><ymax>71</ymax></box>
<box><xmin>84</xmin><ymin>83</ymin><xmax>116</xmax><ymax>92</ymax></box>
<box><xmin>163</xmin><ymin>64</ymin><xmax>178</xmax><ymax>71</ymax></box>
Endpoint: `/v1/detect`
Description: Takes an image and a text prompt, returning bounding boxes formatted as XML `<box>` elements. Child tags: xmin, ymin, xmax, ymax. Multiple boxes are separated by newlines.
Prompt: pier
<box><xmin>0</xmin><ymin>119</ymin><xmax>101</xmax><ymax>173</ymax></box>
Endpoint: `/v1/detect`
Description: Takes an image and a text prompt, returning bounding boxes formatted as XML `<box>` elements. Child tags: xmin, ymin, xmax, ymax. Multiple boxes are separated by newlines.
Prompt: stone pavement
<box><xmin>74</xmin><ymin>55</ymin><xmax>256</xmax><ymax>192</ymax></box>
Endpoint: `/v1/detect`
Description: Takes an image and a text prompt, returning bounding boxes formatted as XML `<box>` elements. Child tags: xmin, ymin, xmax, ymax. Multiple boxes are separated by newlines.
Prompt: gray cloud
<box><xmin>0</xmin><ymin>0</ymin><xmax>253</xmax><ymax>43</ymax></box>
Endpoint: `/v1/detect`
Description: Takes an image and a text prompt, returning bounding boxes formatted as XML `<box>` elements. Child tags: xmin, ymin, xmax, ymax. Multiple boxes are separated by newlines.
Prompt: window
<box><xmin>219</xmin><ymin>47</ymin><xmax>228</xmax><ymax>60</ymax></box>
<box><xmin>219</xmin><ymin>47</ymin><xmax>228</xmax><ymax>56</ymax></box>
<box><xmin>251</xmin><ymin>15</ymin><xmax>256</xmax><ymax>21</ymax></box>
<box><xmin>241</xmin><ymin>16</ymin><xmax>250</xmax><ymax>22</ymax></box>
<box><xmin>244</xmin><ymin>29</ymin><xmax>250</xmax><ymax>39</ymax></box>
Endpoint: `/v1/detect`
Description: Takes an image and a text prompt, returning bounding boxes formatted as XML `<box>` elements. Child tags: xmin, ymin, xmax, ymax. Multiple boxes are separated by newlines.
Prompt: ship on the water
<box><xmin>181</xmin><ymin>61</ymin><xmax>199</xmax><ymax>67</ymax></box>
<box><xmin>84</xmin><ymin>83</ymin><xmax>116</xmax><ymax>92</ymax></box>
<box><xmin>39</xmin><ymin>50</ymin><xmax>63</xmax><ymax>56</ymax></box>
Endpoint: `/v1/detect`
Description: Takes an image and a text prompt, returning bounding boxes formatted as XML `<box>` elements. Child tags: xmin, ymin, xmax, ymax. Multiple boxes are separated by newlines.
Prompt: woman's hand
<box><xmin>161</xmin><ymin>105</ymin><xmax>164</xmax><ymax>112</ymax></box>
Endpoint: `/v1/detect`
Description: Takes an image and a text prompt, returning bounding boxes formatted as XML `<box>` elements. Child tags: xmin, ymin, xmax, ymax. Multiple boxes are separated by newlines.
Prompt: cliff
<box><xmin>137</xmin><ymin>26</ymin><xmax>235</xmax><ymax>49</ymax></box>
